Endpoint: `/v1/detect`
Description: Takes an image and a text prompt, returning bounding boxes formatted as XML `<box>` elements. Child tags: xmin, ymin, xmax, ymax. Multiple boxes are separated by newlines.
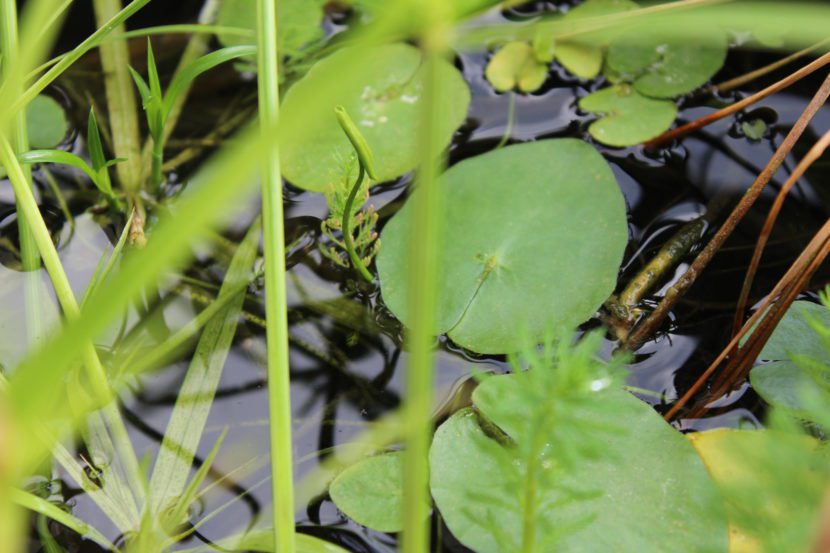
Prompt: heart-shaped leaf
<box><xmin>430</xmin><ymin>387</ymin><xmax>728</xmax><ymax>553</ymax></box>
<box><xmin>606</xmin><ymin>31</ymin><xmax>728</xmax><ymax>98</ymax></box>
<box><xmin>554</xmin><ymin>0</ymin><xmax>639</xmax><ymax>80</ymax></box>
<box><xmin>749</xmin><ymin>300</ymin><xmax>830</xmax><ymax>422</ymax></box>
<box><xmin>280</xmin><ymin>43</ymin><xmax>470</xmax><ymax>192</ymax></box>
<box><xmin>485</xmin><ymin>41</ymin><xmax>548</xmax><ymax>93</ymax></box>
<box><xmin>580</xmin><ymin>84</ymin><xmax>677</xmax><ymax>146</ymax></box>
<box><xmin>26</xmin><ymin>95</ymin><xmax>69</xmax><ymax>149</ymax></box>
<box><xmin>329</xmin><ymin>451</ymin><xmax>420</xmax><ymax>532</ymax></box>
<box><xmin>377</xmin><ymin>139</ymin><xmax>627</xmax><ymax>354</ymax></box>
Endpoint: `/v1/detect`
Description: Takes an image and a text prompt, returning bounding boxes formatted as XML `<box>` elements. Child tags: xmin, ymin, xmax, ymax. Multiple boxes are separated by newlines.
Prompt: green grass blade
<box><xmin>19</xmin><ymin>150</ymin><xmax>101</xmax><ymax>188</ymax></box>
<box><xmin>11</xmin><ymin>488</ymin><xmax>117</xmax><ymax>551</ymax></box>
<box><xmin>162</xmin><ymin>45</ymin><xmax>257</xmax><ymax>119</ymax></box>
<box><xmin>148</xmin><ymin>221</ymin><xmax>259</xmax><ymax>512</ymax></box>
<box><xmin>256</xmin><ymin>0</ymin><xmax>296</xmax><ymax>550</ymax></box>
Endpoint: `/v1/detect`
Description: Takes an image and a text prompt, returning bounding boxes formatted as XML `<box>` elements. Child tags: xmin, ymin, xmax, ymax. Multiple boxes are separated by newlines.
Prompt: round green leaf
<box><xmin>554</xmin><ymin>0</ymin><xmax>639</xmax><ymax>80</ymax></box>
<box><xmin>580</xmin><ymin>84</ymin><xmax>677</xmax><ymax>147</ymax></box>
<box><xmin>749</xmin><ymin>300</ymin><xmax>830</xmax><ymax>422</ymax></box>
<box><xmin>485</xmin><ymin>41</ymin><xmax>548</xmax><ymax>93</ymax></box>
<box><xmin>280</xmin><ymin>43</ymin><xmax>470</xmax><ymax>192</ymax></box>
<box><xmin>26</xmin><ymin>95</ymin><xmax>69</xmax><ymax>149</ymax></box>
<box><xmin>329</xmin><ymin>451</ymin><xmax>419</xmax><ymax>532</ymax></box>
<box><xmin>430</xmin><ymin>389</ymin><xmax>728</xmax><ymax>553</ymax></box>
<box><xmin>606</xmin><ymin>31</ymin><xmax>728</xmax><ymax>98</ymax></box>
<box><xmin>377</xmin><ymin>139</ymin><xmax>627</xmax><ymax>354</ymax></box>
<box><xmin>216</xmin><ymin>0</ymin><xmax>326</xmax><ymax>58</ymax></box>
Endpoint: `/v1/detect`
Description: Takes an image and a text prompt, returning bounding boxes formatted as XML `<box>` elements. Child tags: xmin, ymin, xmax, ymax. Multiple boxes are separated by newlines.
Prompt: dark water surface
<box><xmin>7</xmin><ymin>1</ymin><xmax>830</xmax><ymax>551</ymax></box>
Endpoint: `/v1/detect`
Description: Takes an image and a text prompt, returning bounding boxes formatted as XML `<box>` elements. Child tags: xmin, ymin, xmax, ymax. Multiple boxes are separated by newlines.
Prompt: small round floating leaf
<box><xmin>607</xmin><ymin>31</ymin><xmax>728</xmax><ymax>98</ymax></box>
<box><xmin>580</xmin><ymin>85</ymin><xmax>677</xmax><ymax>147</ymax></box>
<box><xmin>377</xmin><ymin>139</ymin><xmax>628</xmax><ymax>354</ymax></box>
<box><xmin>430</xmin><ymin>388</ymin><xmax>728</xmax><ymax>553</ymax></box>
<box><xmin>554</xmin><ymin>0</ymin><xmax>638</xmax><ymax>80</ymax></box>
<box><xmin>329</xmin><ymin>451</ymin><xmax>419</xmax><ymax>532</ymax></box>
<box><xmin>280</xmin><ymin>43</ymin><xmax>470</xmax><ymax>192</ymax></box>
<box><xmin>485</xmin><ymin>41</ymin><xmax>548</xmax><ymax>93</ymax></box>
<box><xmin>26</xmin><ymin>95</ymin><xmax>69</xmax><ymax>149</ymax></box>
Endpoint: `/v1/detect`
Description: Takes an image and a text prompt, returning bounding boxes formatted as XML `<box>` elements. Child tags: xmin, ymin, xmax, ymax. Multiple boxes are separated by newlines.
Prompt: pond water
<box><xmin>6</xmin><ymin>1</ymin><xmax>830</xmax><ymax>551</ymax></box>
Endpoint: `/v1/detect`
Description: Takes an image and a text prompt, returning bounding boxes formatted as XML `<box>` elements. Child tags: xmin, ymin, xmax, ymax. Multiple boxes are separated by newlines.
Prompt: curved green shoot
<box><xmin>334</xmin><ymin>105</ymin><xmax>376</xmax><ymax>283</ymax></box>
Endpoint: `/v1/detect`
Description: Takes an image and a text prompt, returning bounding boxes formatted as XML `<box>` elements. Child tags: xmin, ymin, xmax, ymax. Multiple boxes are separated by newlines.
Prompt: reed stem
<box><xmin>256</xmin><ymin>0</ymin><xmax>296</xmax><ymax>551</ymax></box>
<box><xmin>92</xmin><ymin>0</ymin><xmax>143</xmax><ymax>195</ymax></box>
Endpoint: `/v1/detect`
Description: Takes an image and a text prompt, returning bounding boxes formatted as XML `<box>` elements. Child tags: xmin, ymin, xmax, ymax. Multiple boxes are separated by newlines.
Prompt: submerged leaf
<box><xmin>281</xmin><ymin>43</ymin><xmax>470</xmax><ymax>192</ymax></box>
<box><xmin>485</xmin><ymin>41</ymin><xmax>548</xmax><ymax>93</ymax></box>
<box><xmin>329</xmin><ymin>451</ymin><xmax>421</xmax><ymax>532</ymax></box>
<box><xmin>431</xmin><ymin>387</ymin><xmax>727</xmax><ymax>553</ymax></box>
<box><xmin>606</xmin><ymin>31</ymin><xmax>728</xmax><ymax>98</ymax></box>
<box><xmin>580</xmin><ymin>84</ymin><xmax>677</xmax><ymax>146</ymax></box>
<box><xmin>377</xmin><ymin>140</ymin><xmax>627</xmax><ymax>354</ymax></box>
<box><xmin>26</xmin><ymin>95</ymin><xmax>68</xmax><ymax>149</ymax></box>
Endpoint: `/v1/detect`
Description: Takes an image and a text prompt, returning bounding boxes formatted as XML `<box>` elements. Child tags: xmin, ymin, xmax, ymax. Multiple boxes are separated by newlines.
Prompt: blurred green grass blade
<box><xmin>149</xmin><ymin>221</ymin><xmax>258</xmax><ymax>512</ymax></box>
<box><xmin>11</xmin><ymin>487</ymin><xmax>117</xmax><ymax>551</ymax></box>
<box><xmin>256</xmin><ymin>0</ymin><xmax>296</xmax><ymax>550</ymax></box>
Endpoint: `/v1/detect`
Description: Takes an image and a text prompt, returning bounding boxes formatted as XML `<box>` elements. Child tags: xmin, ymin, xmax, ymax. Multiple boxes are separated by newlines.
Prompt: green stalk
<box><xmin>341</xmin><ymin>165</ymin><xmax>374</xmax><ymax>283</ymax></box>
<box><xmin>256</xmin><ymin>1</ymin><xmax>296</xmax><ymax>552</ymax></box>
<box><xmin>402</xmin><ymin>9</ymin><xmax>450</xmax><ymax>553</ymax></box>
<box><xmin>92</xmin><ymin>0</ymin><xmax>143</xmax><ymax>195</ymax></box>
<box><xmin>0</xmin><ymin>136</ymin><xmax>145</xmax><ymax>508</ymax></box>
<box><xmin>151</xmin><ymin>138</ymin><xmax>164</xmax><ymax>190</ymax></box>
<box><xmin>1</xmin><ymin>0</ymin><xmax>45</xmax><ymax>348</ymax></box>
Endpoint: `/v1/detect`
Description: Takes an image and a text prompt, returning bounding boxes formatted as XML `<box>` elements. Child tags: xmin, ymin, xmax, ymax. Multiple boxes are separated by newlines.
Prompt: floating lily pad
<box><xmin>280</xmin><ymin>43</ymin><xmax>470</xmax><ymax>192</ymax></box>
<box><xmin>554</xmin><ymin>0</ymin><xmax>639</xmax><ymax>80</ymax></box>
<box><xmin>485</xmin><ymin>41</ymin><xmax>548</xmax><ymax>93</ymax></box>
<box><xmin>26</xmin><ymin>95</ymin><xmax>69</xmax><ymax>149</ymax></box>
<box><xmin>376</xmin><ymin>140</ymin><xmax>627</xmax><ymax>354</ymax></box>
<box><xmin>329</xmin><ymin>451</ymin><xmax>416</xmax><ymax>532</ymax></box>
<box><xmin>430</xmin><ymin>386</ymin><xmax>728</xmax><ymax>553</ymax></box>
<box><xmin>749</xmin><ymin>300</ymin><xmax>830</xmax><ymax>422</ymax></box>
<box><xmin>580</xmin><ymin>84</ymin><xmax>677</xmax><ymax>146</ymax></box>
<box><xmin>606</xmin><ymin>31</ymin><xmax>728</xmax><ymax>98</ymax></box>
<box><xmin>216</xmin><ymin>0</ymin><xmax>326</xmax><ymax>58</ymax></box>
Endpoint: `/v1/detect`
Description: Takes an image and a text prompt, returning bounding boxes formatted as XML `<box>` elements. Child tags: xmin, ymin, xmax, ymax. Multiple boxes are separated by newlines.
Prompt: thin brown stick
<box><xmin>732</xmin><ymin>124</ymin><xmax>830</xmax><ymax>335</ymax></box>
<box><xmin>646</xmin><ymin>52</ymin><xmax>830</xmax><ymax>148</ymax></box>
<box><xmin>713</xmin><ymin>39</ymin><xmax>830</xmax><ymax>93</ymax></box>
<box><xmin>624</xmin><ymin>72</ymin><xmax>830</xmax><ymax>350</ymax></box>
<box><xmin>664</xmin><ymin>218</ymin><xmax>830</xmax><ymax>420</ymax></box>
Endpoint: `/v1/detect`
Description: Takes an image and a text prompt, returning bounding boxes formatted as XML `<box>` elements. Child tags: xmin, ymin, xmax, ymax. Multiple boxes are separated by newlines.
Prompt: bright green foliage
<box><xmin>216</xmin><ymin>0</ymin><xmax>326</xmax><ymax>59</ymax></box>
<box><xmin>280</xmin><ymin>43</ymin><xmax>470</xmax><ymax>192</ymax></box>
<box><xmin>329</xmin><ymin>451</ymin><xmax>413</xmax><ymax>532</ymax></box>
<box><xmin>554</xmin><ymin>0</ymin><xmax>638</xmax><ymax>80</ymax></box>
<box><xmin>741</xmin><ymin>118</ymin><xmax>768</xmax><ymax>140</ymax></box>
<box><xmin>606</xmin><ymin>31</ymin><xmax>728</xmax><ymax>98</ymax></box>
<box><xmin>580</xmin><ymin>84</ymin><xmax>677</xmax><ymax>147</ymax></box>
<box><xmin>377</xmin><ymin>140</ymin><xmax>627</xmax><ymax>354</ymax></box>
<box><xmin>352</xmin><ymin>0</ymin><xmax>499</xmax><ymax>21</ymax></box>
<box><xmin>750</xmin><ymin>300</ymin><xmax>830</xmax><ymax>423</ymax></box>
<box><xmin>130</xmin><ymin>41</ymin><xmax>257</xmax><ymax>190</ymax></box>
<box><xmin>485</xmin><ymin>41</ymin><xmax>548</xmax><ymax>93</ymax></box>
<box><xmin>430</xmin><ymin>335</ymin><xmax>728</xmax><ymax>553</ymax></box>
<box><xmin>25</xmin><ymin>94</ymin><xmax>68</xmax><ymax>148</ymax></box>
<box><xmin>181</xmin><ymin>529</ymin><xmax>353</xmax><ymax>553</ymax></box>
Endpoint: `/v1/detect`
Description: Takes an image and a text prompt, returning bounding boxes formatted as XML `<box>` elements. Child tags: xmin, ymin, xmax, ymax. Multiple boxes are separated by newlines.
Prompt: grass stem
<box><xmin>255</xmin><ymin>0</ymin><xmax>296</xmax><ymax>551</ymax></box>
